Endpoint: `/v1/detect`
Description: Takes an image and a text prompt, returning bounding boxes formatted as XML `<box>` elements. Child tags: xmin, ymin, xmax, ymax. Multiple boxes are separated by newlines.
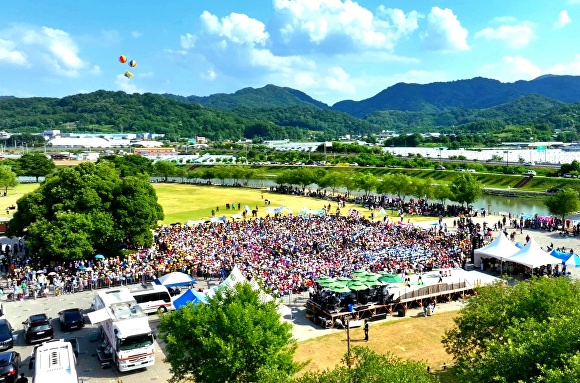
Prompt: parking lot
<box><xmin>1</xmin><ymin>286</ymin><xmax>173</xmax><ymax>383</ymax></box>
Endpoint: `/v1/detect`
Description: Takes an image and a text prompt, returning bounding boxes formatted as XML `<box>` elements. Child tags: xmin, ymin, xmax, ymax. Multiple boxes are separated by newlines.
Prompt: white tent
<box><xmin>474</xmin><ymin>233</ymin><xmax>520</xmax><ymax>266</ymax></box>
<box><xmin>506</xmin><ymin>238</ymin><xmax>562</xmax><ymax>269</ymax></box>
<box><xmin>206</xmin><ymin>267</ymin><xmax>291</xmax><ymax>317</ymax></box>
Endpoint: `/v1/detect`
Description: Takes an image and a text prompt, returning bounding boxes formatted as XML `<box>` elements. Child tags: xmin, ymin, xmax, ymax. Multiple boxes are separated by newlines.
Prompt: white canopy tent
<box><xmin>206</xmin><ymin>267</ymin><xmax>292</xmax><ymax>318</ymax></box>
<box><xmin>506</xmin><ymin>238</ymin><xmax>562</xmax><ymax>269</ymax></box>
<box><xmin>474</xmin><ymin>233</ymin><xmax>520</xmax><ymax>267</ymax></box>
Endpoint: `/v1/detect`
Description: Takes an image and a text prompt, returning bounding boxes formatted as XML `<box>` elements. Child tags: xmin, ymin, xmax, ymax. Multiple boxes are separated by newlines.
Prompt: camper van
<box><xmin>31</xmin><ymin>339</ymin><xmax>78</xmax><ymax>383</ymax></box>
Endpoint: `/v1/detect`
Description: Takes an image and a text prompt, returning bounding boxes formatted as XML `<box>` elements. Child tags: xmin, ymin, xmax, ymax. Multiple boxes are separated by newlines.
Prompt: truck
<box><xmin>87</xmin><ymin>288</ymin><xmax>155</xmax><ymax>372</ymax></box>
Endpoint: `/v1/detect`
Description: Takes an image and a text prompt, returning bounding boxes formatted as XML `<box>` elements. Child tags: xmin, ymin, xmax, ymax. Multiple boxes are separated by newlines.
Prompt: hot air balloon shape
<box><xmin>128</xmin><ymin>59</ymin><xmax>136</xmax><ymax>68</ymax></box>
<box><xmin>119</xmin><ymin>55</ymin><xmax>127</xmax><ymax>64</ymax></box>
<box><xmin>124</xmin><ymin>70</ymin><xmax>134</xmax><ymax>79</ymax></box>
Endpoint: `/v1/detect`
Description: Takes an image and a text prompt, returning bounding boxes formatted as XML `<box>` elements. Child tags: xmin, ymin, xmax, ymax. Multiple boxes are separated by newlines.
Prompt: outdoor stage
<box><xmin>305</xmin><ymin>269</ymin><xmax>501</xmax><ymax>329</ymax></box>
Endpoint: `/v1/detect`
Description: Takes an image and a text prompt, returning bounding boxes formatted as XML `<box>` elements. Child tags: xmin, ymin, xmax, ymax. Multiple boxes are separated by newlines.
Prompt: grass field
<box><xmin>295</xmin><ymin>311</ymin><xmax>457</xmax><ymax>372</ymax></box>
<box><xmin>154</xmin><ymin>183</ymin><xmax>438</xmax><ymax>225</ymax></box>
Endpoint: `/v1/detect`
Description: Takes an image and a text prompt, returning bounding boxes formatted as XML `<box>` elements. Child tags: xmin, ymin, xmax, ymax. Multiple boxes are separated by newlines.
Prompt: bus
<box><xmin>128</xmin><ymin>283</ymin><xmax>174</xmax><ymax>314</ymax></box>
<box><xmin>31</xmin><ymin>339</ymin><xmax>78</xmax><ymax>383</ymax></box>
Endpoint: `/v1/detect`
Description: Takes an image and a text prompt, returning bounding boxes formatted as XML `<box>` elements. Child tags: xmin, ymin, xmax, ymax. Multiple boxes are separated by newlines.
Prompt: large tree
<box><xmin>545</xmin><ymin>188</ymin><xmax>580</xmax><ymax>227</ymax></box>
<box><xmin>18</xmin><ymin>153</ymin><xmax>56</xmax><ymax>182</ymax></box>
<box><xmin>7</xmin><ymin>161</ymin><xmax>163</xmax><ymax>259</ymax></box>
<box><xmin>0</xmin><ymin>165</ymin><xmax>18</xmax><ymax>194</ymax></box>
<box><xmin>294</xmin><ymin>347</ymin><xmax>433</xmax><ymax>383</ymax></box>
<box><xmin>158</xmin><ymin>282</ymin><xmax>299</xmax><ymax>383</ymax></box>
<box><xmin>442</xmin><ymin>277</ymin><xmax>580</xmax><ymax>383</ymax></box>
<box><xmin>449</xmin><ymin>173</ymin><xmax>482</xmax><ymax>206</ymax></box>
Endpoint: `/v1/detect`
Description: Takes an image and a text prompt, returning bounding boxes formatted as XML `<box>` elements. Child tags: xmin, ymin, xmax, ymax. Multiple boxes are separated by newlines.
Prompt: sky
<box><xmin>2</xmin><ymin>0</ymin><xmax>580</xmax><ymax>106</ymax></box>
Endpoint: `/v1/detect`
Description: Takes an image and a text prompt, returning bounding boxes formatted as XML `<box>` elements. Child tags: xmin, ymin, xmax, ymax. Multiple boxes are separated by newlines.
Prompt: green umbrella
<box><xmin>363</xmin><ymin>278</ymin><xmax>385</xmax><ymax>287</ymax></box>
<box><xmin>363</xmin><ymin>272</ymin><xmax>382</xmax><ymax>281</ymax></box>
<box><xmin>330</xmin><ymin>284</ymin><xmax>351</xmax><ymax>293</ymax></box>
<box><xmin>351</xmin><ymin>270</ymin><xmax>367</xmax><ymax>278</ymax></box>
<box><xmin>315</xmin><ymin>276</ymin><xmax>334</xmax><ymax>283</ymax></box>
<box><xmin>318</xmin><ymin>279</ymin><xmax>337</xmax><ymax>287</ymax></box>
<box><xmin>335</xmin><ymin>277</ymin><xmax>352</xmax><ymax>285</ymax></box>
<box><xmin>347</xmin><ymin>280</ymin><xmax>370</xmax><ymax>291</ymax></box>
<box><xmin>378</xmin><ymin>275</ymin><xmax>403</xmax><ymax>284</ymax></box>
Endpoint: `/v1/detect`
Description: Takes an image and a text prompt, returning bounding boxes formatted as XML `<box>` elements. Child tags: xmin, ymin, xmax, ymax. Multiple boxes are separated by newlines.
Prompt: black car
<box><xmin>22</xmin><ymin>314</ymin><xmax>53</xmax><ymax>345</ymax></box>
<box><xmin>0</xmin><ymin>320</ymin><xmax>14</xmax><ymax>350</ymax></box>
<box><xmin>547</xmin><ymin>187</ymin><xmax>564</xmax><ymax>194</ymax></box>
<box><xmin>58</xmin><ymin>308</ymin><xmax>85</xmax><ymax>331</ymax></box>
<box><xmin>0</xmin><ymin>351</ymin><xmax>20</xmax><ymax>383</ymax></box>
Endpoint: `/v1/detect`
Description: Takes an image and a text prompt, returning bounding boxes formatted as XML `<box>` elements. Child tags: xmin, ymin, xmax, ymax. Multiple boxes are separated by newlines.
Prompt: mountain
<box><xmin>332</xmin><ymin>75</ymin><xmax>580</xmax><ymax>118</ymax></box>
<box><xmin>163</xmin><ymin>84</ymin><xmax>330</xmax><ymax>111</ymax></box>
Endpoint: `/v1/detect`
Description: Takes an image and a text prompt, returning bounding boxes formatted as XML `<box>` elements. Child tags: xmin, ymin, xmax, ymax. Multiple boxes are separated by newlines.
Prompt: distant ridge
<box><xmin>331</xmin><ymin>75</ymin><xmax>580</xmax><ymax>118</ymax></box>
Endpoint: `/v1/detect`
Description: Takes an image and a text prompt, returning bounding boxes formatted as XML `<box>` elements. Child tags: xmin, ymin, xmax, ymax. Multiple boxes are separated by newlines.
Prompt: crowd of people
<box><xmin>0</xmin><ymin>214</ymin><xmax>475</xmax><ymax>299</ymax></box>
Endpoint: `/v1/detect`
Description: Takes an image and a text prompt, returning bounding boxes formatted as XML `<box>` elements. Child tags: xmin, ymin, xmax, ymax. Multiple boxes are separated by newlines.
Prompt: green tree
<box><xmin>99</xmin><ymin>155</ymin><xmax>153</xmax><ymax>177</ymax></box>
<box><xmin>152</xmin><ymin>160</ymin><xmax>176</xmax><ymax>182</ymax></box>
<box><xmin>353</xmin><ymin>172</ymin><xmax>379</xmax><ymax>196</ymax></box>
<box><xmin>413</xmin><ymin>178</ymin><xmax>433</xmax><ymax>201</ymax></box>
<box><xmin>317</xmin><ymin>171</ymin><xmax>344</xmax><ymax>194</ymax></box>
<box><xmin>378</xmin><ymin>174</ymin><xmax>413</xmax><ymax>201</ymax></box>
<box><xmin>442</xmin><ymin>277</ymin><xmax>580</xmax><ymax>383</ymax></box>
<box><xmin>0</xmin><ymin>165</ymin><xmax>18</xmax><ymax>194</ymax></box>
<box><xmin>158</xmin><ymin>282</ymin><xmax>299</xmax><ymax>383</ymax></box>
<box><xmin>432</xmin><ymin>184</ymin><xmax>453</xmax><ymax>206</ymax></box>
<box><xmin>449</xmin><ymin>173</ymin><xmax>482</xmax><ymax>206</ymax></box>
<box><xmin>545</xmin><ymin>188</ymin><xmax>580</xmax><ymax>226</ymax></box>
<box><xmin>295</xmin><ymin>347</ymin><xmax>433</xmax><ymax>383</ymax></box>
<box><xmin>7</xmin><ymin>162</ymin><xmax>163</xmax><ymax>259</ymax></box>
<box><xmin>18</xmin><ymin>153</ymin><xmax>56</xmax><ymax>182</ymax></box>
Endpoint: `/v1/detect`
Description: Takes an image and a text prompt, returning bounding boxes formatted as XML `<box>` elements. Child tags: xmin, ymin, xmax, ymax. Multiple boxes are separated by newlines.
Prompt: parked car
<box><xmin>435</xmin><ymin>165</ymin><xmax>446</xmax><ymax>170</ymax></box>
<box><xmin>523</xmin><ymin>161</ymin><xmax>535</xmax><ymax>166</ymax></box>
<box><xmin>0</xmin><ymin>320</ymin><xmax>14</xmax><ymax>351</ymax></box>
<box><xmin>525</xmin><ymin>170</ymin><xmax>537</xmax><ymax>176</ymax></box>
<box><xmin>547</xmin><ymin>188</ymin><xmax>564</xmax><ymax>193</ymax></box>
<box><xmin>58</xmin><ymin>309</ymin><xmax>85</xmax><ymax>332</ymax></box>
<box><xmin>563</xmin><ymin>173</ymin><xmax>576</xmax><ymax>178</ymax></box>
<box><xmin>467</xmin><ymin>169</ymin><xmax>476</xmax><ymax>173</ymax></box>
<box><xmin>0</xmin><ymin>351</ymin><xmax>20</xmax><ymax>383</ymax></box>
<box><xmin>22</xmin><ymin>314</ymin><xmax>53</xmax><ymax>345</ymax></box>
<box><xmin>455</xmin><ymin>168</ymin><xmax>465</xmax><ymax>172</ymax></box>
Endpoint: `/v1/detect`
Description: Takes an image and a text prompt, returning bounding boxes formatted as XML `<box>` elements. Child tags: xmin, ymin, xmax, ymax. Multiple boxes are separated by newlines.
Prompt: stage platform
<box><xmin>305</xmin><ymin>269</ymin><xmax>501</xmax><ymax>328</ymax></box>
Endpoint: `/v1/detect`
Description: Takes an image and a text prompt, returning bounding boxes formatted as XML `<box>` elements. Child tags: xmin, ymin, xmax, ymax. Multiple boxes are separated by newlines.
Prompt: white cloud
<box><xmin>477</xmin><ymin>56</ymin><xmax>542</xmax><ymax>82</ymax></box>
<box><xmin>474</xmin><ymin>22</ymin><xmax>535</xmax><ymax>49</ymax></box>
<box><xmin>421</xmin><ymin>7</ymin><xmax>469</xmax><ymax>52</ymax></box>
<box><xmin>203</xmin><ymin>68</ymin><xmax>216</xmax><ymax>80</ymax></box>
<box><xmin>0</xmin><ymin>25</ymin><xmax>88</xmax><ymax>77</ymax></box>
<box><xmin>200</xmin><ymin>11</ymin><xmax>268</xmax><ymax>45</ymax></box>
<box><xmin>131</xmin><ymin>31</ymin><xmax>142</xmax><ymax>38</ymax></box>
<box><xmin>545</xmin><ymin>55</ymin><xmax>580</xmax><ymax>75</ymax></box>
<box><xmin>0</xmin><ymin>38</ymin><xmax>27</xmax><ymax>66</ymax></box>
<box><xmin>180</xmin><ymin>33</ymin><xmax>196</xmax><ymax>49</ymax></box>
<box><xmin>554</xmin><ymin>10</ymin><xmax>572</xmax><ymax>29</ymax></box>
<box><xmin>115</xmin><ymin>73</ymin><xmax>144</xmax><ymax>93</ymax></box>
<box><xmin>89</xmin><ymin>65</ymin><xmax>101</xmax><ymax>75</ymax></box>
<box><xmin>270</xmin><ymin>0</ymin><xmax>420</xmax><ymax>54</ymax></box>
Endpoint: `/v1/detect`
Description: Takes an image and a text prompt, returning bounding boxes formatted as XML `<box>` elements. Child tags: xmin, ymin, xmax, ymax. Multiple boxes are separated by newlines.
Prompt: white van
<box><xmin>525</xmin><ymin>170</ymin><xmax>537</xmax><ymax>176</ymax></box>
<box><xmin>128</xmin><ymin>283</ymin><xmax>174</xmax><ymax>314</ymax></box>
<box><xmin>31</xmin><ymin>339</ymin><xmax>78</xmax><ymax>383</ymax></box>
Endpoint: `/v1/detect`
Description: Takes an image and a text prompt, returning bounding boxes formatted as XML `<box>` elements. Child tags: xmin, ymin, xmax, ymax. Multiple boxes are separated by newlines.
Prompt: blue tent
<box><xmin>550</xmin><ymin>249</ymin><xmax>570</xmax><ymax>262</ymax></box>
<box><xmin>173</xmin><ymin>289</ymin><xmax>208</xmax><ymax>309</ymax></box>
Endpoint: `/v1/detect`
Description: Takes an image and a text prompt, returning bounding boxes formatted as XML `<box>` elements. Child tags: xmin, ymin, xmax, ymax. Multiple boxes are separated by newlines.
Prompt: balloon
<box><xmin>119</xmin><ymin>55</ymin><xmax>127</xmax><ymax>64</ymax></box>
<box><xmin>124</xmin><ymin>70</ymin><xmax>134</xmax><ymax>79</ymax></box>
<box><xmin>128</xmin><ymin>60</ymin><xmax>136</xmax><ymax>68</ymax></box>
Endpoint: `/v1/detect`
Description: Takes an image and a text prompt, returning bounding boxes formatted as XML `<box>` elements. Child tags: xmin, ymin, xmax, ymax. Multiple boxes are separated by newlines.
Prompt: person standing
<box><xmin>364</xmin><ymin>320</ymin><xmax>369</xmax><ymax>341</ymax></box>
<box><xmin>16</xmin><ymin>373</ymin><xmax>28</xmax><ymax>383</ymax></box>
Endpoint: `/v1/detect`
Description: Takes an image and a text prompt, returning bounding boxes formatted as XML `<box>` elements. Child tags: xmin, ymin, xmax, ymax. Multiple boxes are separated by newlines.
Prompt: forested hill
<box><xmin>332</xmin><ymin>75</ymin><xmax>580</xmax><ymax>118</ymax></box>
<box><xmin>163</xmin><ymin>84</ymin><xmax>330</xmax><ymax>111</ymax></box>
<box><xmin>0</xmin><ymin>90</ymin><xmax>367</xmax><ymax>141</ymax></box>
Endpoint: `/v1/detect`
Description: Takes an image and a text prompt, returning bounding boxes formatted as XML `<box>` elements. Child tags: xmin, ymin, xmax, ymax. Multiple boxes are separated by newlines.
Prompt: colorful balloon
<box><xmin>119</xmin><ymin>55</ymin><xmax>127</xmax><ymax>64</ymax></box>
<box><xmin>124</xmin><ymin>70</ymin><xmax>134</xmax><ymax>79</ymax></box>
<box><xmin>128</xmin><ymin>60</ymin><xmax>136</xmax><ymax>68</ymax></box>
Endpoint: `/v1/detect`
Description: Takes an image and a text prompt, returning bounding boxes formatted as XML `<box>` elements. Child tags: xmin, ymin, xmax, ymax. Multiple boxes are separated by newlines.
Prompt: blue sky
<box><xmin>2</xmin><ymin>0</ymin><xmax>580</xmax><ymax>105</ymax></box>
